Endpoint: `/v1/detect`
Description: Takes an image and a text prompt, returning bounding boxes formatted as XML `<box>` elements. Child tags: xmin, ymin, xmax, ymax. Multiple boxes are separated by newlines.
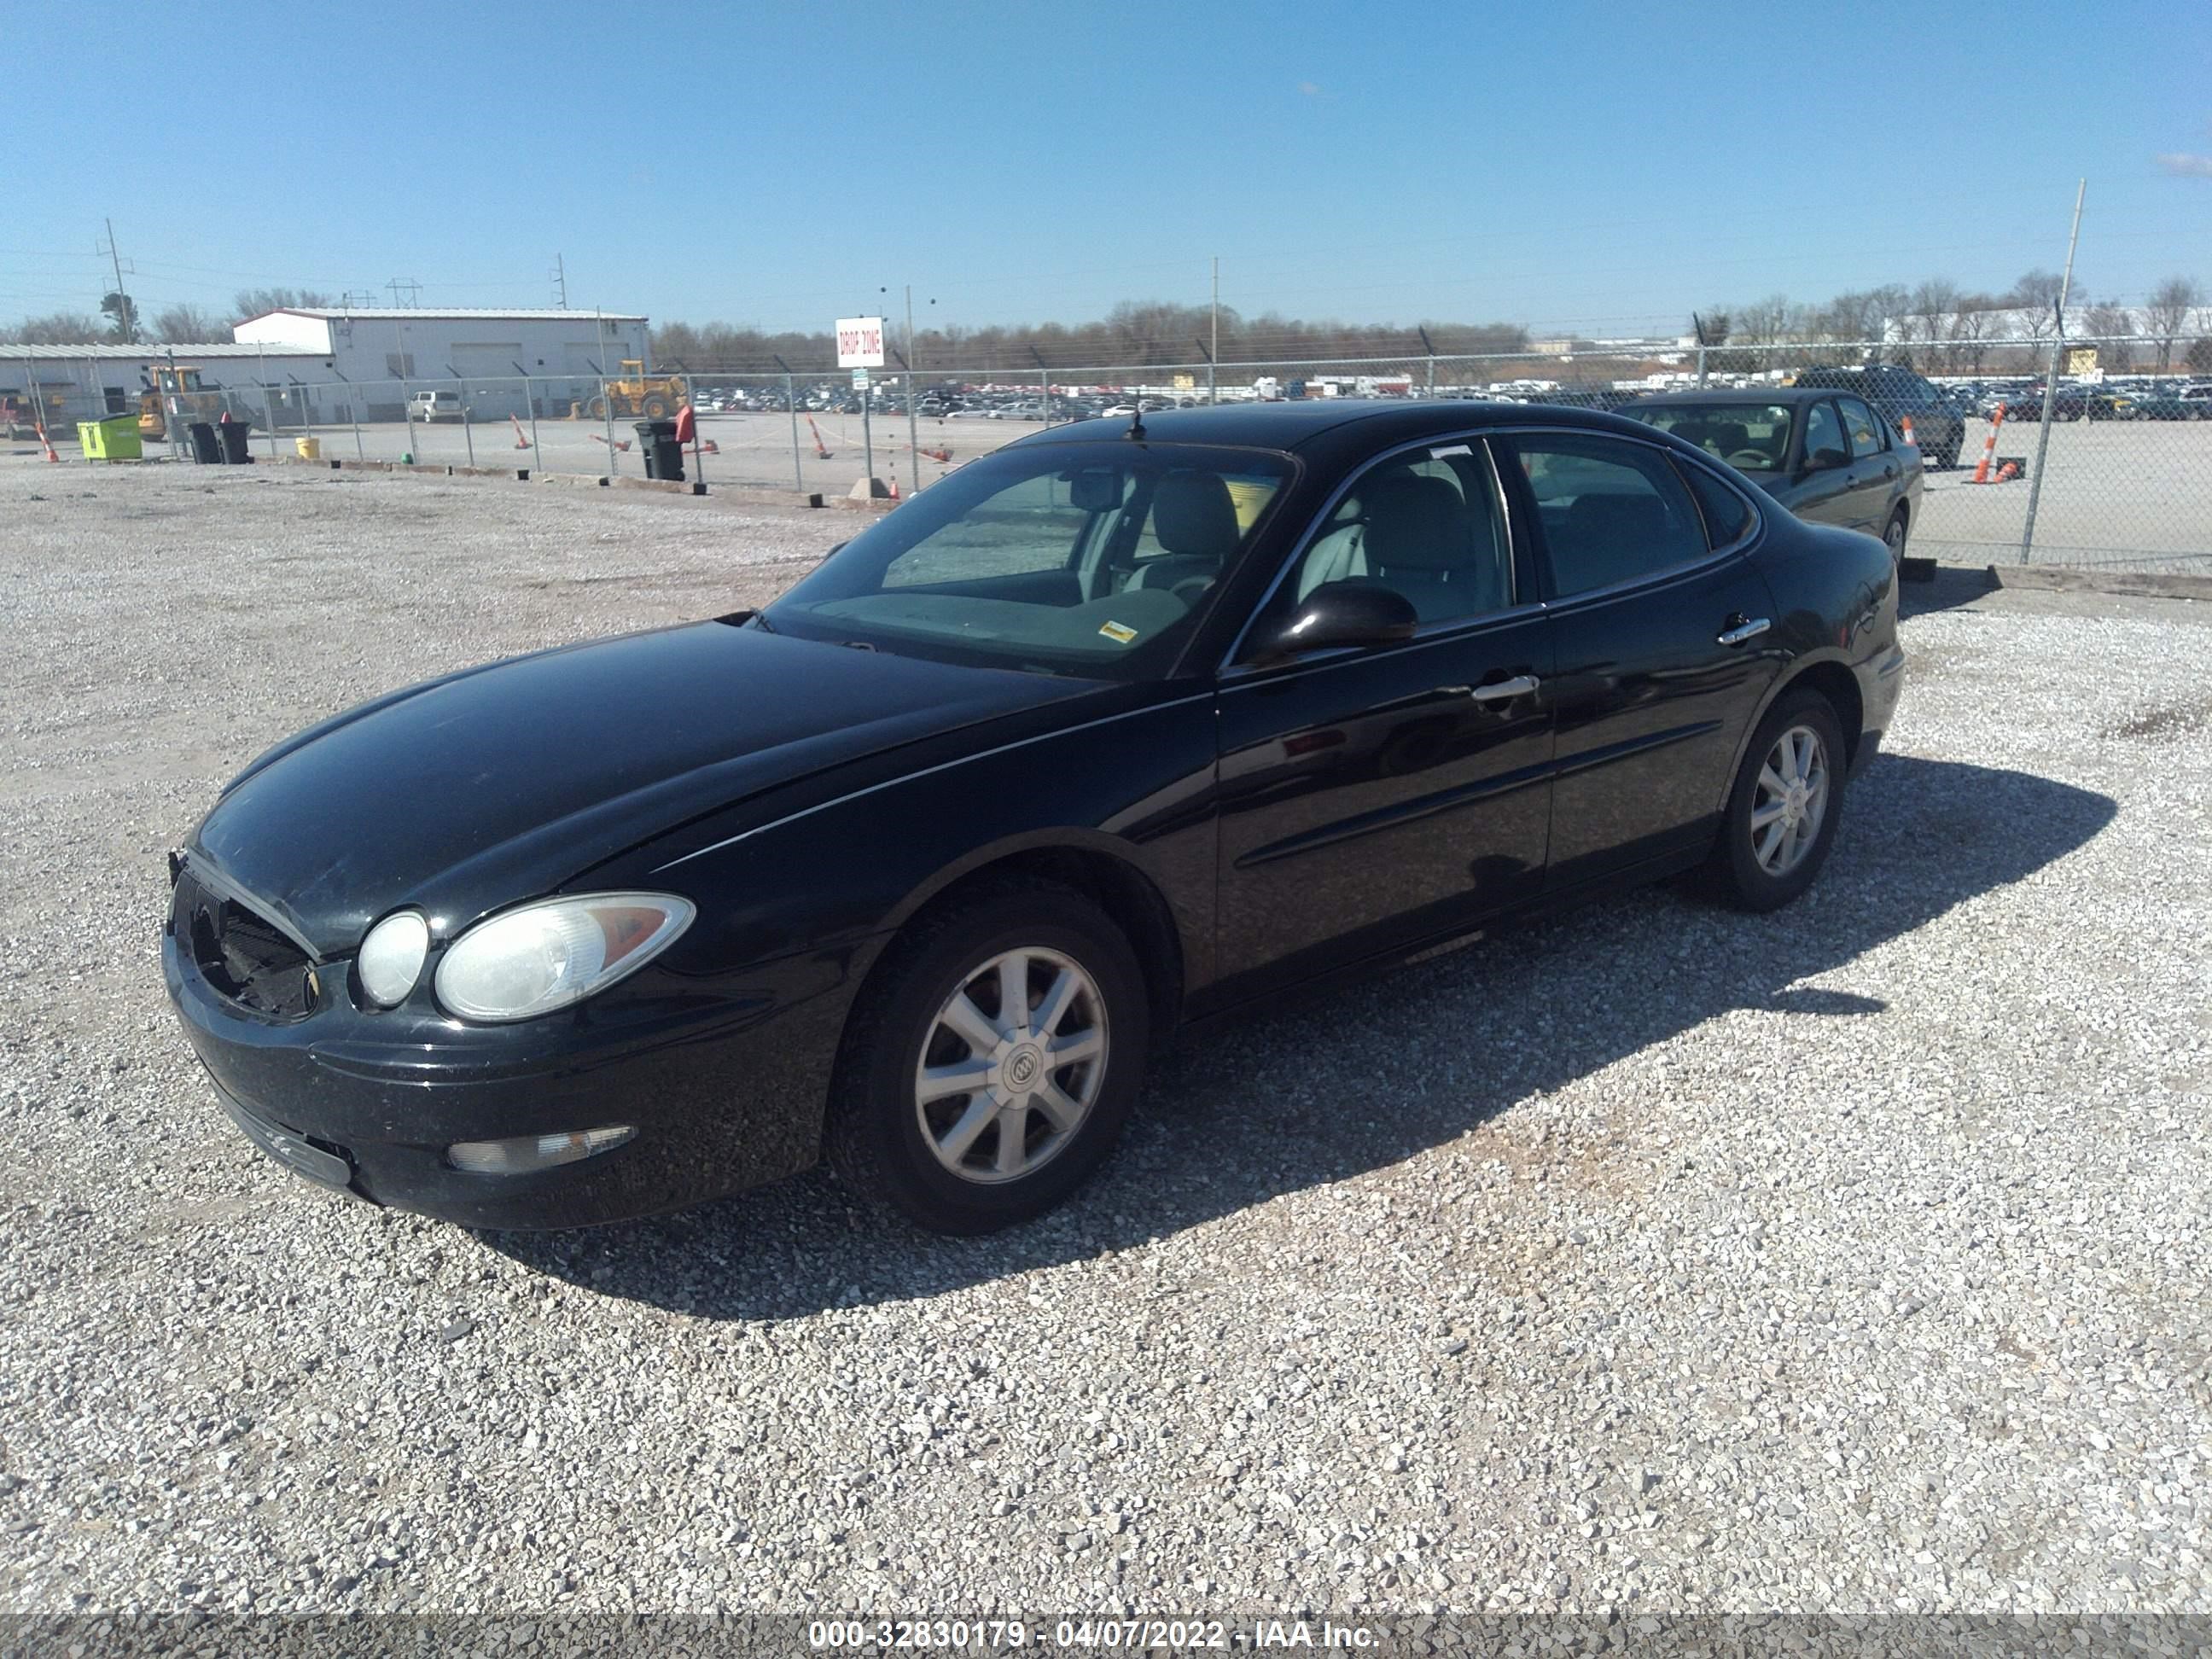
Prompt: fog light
<box><xmin>446</xmin><ymin>1125</ymin><xmax>635</xmax><ymax>1175</ymax></box>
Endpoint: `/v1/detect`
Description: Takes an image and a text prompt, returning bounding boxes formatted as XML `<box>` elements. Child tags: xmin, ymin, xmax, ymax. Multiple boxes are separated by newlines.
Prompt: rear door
<box><xmin>1835</xmin><ymin>395</ymin><xmax>1901</xmax><ymax>533</ymax></box>
<box><xmin>1499</xmin><ymin>430</ymin><xmax>1783</xmax><ymax>889</ymax></box>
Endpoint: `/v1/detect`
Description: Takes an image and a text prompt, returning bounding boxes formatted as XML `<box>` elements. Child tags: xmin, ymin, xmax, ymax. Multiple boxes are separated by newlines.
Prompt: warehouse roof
<box><xmin>0</xmin><ymin>342</ymin><xmax>330</xmax><ymax>361</ymax></box>
<box><xmin>241</xmin><ymin>307</ymin><xmax>648</xmax><ymax>324</ymax></box>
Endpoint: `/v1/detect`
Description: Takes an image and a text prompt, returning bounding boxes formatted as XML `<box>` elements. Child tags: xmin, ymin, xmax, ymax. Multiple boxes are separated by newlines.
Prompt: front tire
<box><xmin>830</xmin><ymin>879</ymin><xmax>1150</xmax><ymax>1234</ymax></box>
<box><xmin>1706</xmin><ymin>690</ymin><xmax>1848</xmax><ymax>912</ymax></box>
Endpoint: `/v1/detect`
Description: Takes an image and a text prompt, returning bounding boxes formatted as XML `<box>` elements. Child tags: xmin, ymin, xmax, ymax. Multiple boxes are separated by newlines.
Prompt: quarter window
<box><xmin>1509</xmin><ymin>435</ymin><xmax>1708</xmax><ymax>597</ymax></box>
<box><xmin>1674</xmin><ymin>460</ymin><xmax>1756</xmax><ymax>549</ymax></box>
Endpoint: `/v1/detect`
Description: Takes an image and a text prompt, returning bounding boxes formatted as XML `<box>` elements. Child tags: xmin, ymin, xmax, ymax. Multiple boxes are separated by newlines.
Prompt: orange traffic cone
<box><xmin>1970</xmin><ymin>404</ymin><xmax>2007</xmax><ymax>483</ymax></box>
<box><xmin>510</xmin><ymin>416</ymin><xmax>532</xmax><ymax>450</ymax></box>
<box><xmin>38</xmin><ymin>422</ymin><xmax>58</xmax><ymax>463</ymax></box>
<box><xmin>888</xmin><ymin>475</ymin><xmax>901</xmax><ymax>501</ymax></box>
<box><xmin>1899</xmin><ymin>416</ymin><xmax>1916</xmax><ymax>449</ymax></box>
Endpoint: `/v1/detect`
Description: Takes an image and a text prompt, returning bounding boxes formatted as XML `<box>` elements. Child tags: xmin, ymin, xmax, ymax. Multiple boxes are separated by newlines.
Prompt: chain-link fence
<box><xmin>16</xmin><ymin>334</ymin><xmax>2208</xmax><ymax>573</ymax></box>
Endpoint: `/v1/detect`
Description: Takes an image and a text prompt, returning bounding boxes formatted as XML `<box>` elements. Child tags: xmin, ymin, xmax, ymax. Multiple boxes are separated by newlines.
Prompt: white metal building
<box><xmin>232</xmin><ymin>307</ymin><xmax>650</xmax><ymax>418</ymax></box>
<box><xmin>0</xmin><ymin>341</ymin><xmax>331</xmax><ymax>432</ymax></box>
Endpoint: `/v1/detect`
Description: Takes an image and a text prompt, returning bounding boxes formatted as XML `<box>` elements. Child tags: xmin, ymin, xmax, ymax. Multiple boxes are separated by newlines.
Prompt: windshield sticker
<box><xmin>1097</xmin><ymin>620</ymin><xmax>1139</xmax><ymax>644</ymax></box>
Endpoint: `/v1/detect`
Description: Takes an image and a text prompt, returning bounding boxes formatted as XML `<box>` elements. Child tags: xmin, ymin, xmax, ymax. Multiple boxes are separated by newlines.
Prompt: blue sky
<box><xmin>3</xmin><ymin>1</ymin><xmax>2208</xmax><ymax>336</ymax></box>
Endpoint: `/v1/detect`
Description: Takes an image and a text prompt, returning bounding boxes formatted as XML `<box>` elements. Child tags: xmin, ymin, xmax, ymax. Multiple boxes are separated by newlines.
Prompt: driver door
<box><xmin>1206</xmin><ymin>441</ymin><xmax>1555</xmax><ymax>1010</ymax></box>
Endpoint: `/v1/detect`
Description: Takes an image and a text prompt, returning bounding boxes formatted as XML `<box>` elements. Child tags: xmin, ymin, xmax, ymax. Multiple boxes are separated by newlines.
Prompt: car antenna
<box><xmin>1126</xmin><ymin>403</ymin><xmax>1145</xmax><ymax>441</ymax></box>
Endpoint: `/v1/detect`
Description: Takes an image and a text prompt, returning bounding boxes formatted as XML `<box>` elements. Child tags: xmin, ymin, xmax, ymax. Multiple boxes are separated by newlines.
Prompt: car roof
<box><xmin>1016</xmin><ymin>398</ymin><xmax>1663</xmax><ymax>453</ymax></box>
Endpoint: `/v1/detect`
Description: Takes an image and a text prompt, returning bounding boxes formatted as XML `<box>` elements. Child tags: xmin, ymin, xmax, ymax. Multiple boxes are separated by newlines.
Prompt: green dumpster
<box><xmin>79</xmin><ymin>415</ymin><xmax>143</xmax><ymax>461</ymax></box>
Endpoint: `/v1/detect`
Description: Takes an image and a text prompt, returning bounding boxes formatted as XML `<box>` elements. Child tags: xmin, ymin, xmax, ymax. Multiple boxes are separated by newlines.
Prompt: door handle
<box><xmin>1467</xmin><ymin>674</ymin><xmax>1540</xmax><ymax>702</ymax></box>
<box><xmin>1884</xmin><ymin>465</ymin><xmax>1898</xmax><ymax>480</ymax></box>
<box><xmin>1717</xmin><ymin>616</ymin><xmax>1771</xmax><ymax>646</ymax></box>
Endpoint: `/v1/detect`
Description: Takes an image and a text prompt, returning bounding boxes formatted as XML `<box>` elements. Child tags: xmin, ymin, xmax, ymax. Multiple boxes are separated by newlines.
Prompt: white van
<box><xmin>409</xmin><ymin>389</ymin><xmax>467</xmax><ymax>423</ymax></box>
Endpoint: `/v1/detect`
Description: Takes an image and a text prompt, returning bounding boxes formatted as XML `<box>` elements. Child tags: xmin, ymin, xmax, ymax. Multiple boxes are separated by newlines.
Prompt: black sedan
<box><xmin>165</xmin><ymin>401</ymin><xmax>1906</xmax><ymax>1235</ymax></box>
<box><xmin>1620</xmin><ymin>389</ymin><xmax>1924</xmax><ymax>562</ymax></box>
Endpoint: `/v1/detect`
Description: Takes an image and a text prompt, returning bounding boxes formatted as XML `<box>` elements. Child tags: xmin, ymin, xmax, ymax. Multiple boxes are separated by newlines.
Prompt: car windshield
<box><xmin>759</xmin><ymin>440</ymin><xmax>1294</xmax><ymax>680</ymax></box>
<box><xmin>1631</xmin><ymin>404</ymin><xmax>1794</xmax><ymax>471</ymax></box>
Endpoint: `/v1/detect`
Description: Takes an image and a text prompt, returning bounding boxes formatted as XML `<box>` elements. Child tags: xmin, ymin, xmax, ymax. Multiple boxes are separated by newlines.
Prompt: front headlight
<box><xmin>433</xmin><ymin>893</ymin><xmax>696</xmax><ymax>1023</ymax></box>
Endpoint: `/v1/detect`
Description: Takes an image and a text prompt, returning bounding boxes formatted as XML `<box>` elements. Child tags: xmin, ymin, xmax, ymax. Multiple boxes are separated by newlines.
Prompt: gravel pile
<box><xmin>0</xmin><ymin>467</ymin><xmax>2206</xmax><ymax>1620</ymax></box>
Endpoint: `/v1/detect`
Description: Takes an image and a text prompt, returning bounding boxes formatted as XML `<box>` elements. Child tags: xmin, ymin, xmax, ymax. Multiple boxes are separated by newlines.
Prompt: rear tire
<box><xmin>1705</xmin><ymin>689</ymin><xmax>1848</xmax><ymax>913</ymax></box>
<box><xmin>829</xmin><ymin>878</ymin><xmax>1150</xmax><ymax>1234</ymax></box>
<box><xmin>1883</xmin><ymin>508</ymin><xmax>1909</xmax><ymax>562</ymax></box>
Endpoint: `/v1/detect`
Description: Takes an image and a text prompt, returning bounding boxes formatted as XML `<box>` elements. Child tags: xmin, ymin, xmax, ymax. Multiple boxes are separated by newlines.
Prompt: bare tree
<box><xmin>2081</xmin><ymin>300</ymin><xmax>2136</xmax><ymax>370</ymax></box>
<box><xmin>1946</xmin><ymin>294</ymin><xmax>2006</xmax><ymax>374</ymax></box>
<box><xmin>2007</xmin><ymin>269</ymin><xmax>2072</xmax><ymax>340</ymax></box>
<box><xmin>1816</xmin><ymin>286</ymin><xmax>1906</xmax><ymax>350</ymax></box>
<box><xmin>1904</xmin><ymin>279</ymin><xmax>1963</xmax><ymax>368</ymax></box>
<box><xmin>151</xmin><ymin>303</ymin><xmax>224</xmax><ymax>342</ymax></box>
<box><xmin>2143</xmin><ymin>276</ymin><xmax>2203</xmax><ymax>370</ymax></box>
<box><xmin>230</xmin><ymin>288</ymin><xmax>334</xmax><ymax>323</ymax></box>
<box><xmin>1</xmin><ymin>311</ymin><xmax>106</xmax><ymax>345</ymax></box>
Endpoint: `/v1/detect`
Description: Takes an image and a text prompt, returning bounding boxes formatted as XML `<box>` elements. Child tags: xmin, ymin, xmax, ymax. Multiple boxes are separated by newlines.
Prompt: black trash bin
<box><xmin>635</xmin><ymin>418</ymin><xmax>684</xmax><ymax>482</ymax></box>
<box><xmin>218</xmin><ymin>420</ymin><xmax>253</xmax><ymax>464</ymax></box>
<box><xmin>187</xmin><ymin>422</ymin><xmax>222</xmax><ymax>464</ymax></box>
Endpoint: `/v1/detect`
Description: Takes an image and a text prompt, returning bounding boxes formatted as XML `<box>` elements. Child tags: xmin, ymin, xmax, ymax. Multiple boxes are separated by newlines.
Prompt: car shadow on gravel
<box><xmin>486</xmin><ymin>754</ymin><xmax>2116</xmax><ymax>1319</ymax></box>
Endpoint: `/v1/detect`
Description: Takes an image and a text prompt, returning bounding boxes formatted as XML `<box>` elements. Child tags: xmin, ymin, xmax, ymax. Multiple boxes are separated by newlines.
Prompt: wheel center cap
<box><xmin>1002</xmin><ymin>1044</ymin><xmax>1044</xmax><ymax>1091</ymax></box>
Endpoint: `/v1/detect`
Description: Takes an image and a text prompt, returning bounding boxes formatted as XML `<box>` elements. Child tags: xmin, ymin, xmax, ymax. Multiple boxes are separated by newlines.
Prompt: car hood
<box><xmin>190</xmin><ymin>620</ymin><xmax>1085</xmax><ymax>957</ymax></box>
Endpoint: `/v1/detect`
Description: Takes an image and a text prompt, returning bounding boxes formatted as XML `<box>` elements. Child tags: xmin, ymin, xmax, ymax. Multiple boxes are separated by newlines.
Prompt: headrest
<box><xmin>1363</xmin><ymin>475</ymin><xmax>1471</xmax><ymax>572</ymax></box>
<box><xmin>1150</xmin><ymin>471</ymin><xmax>1241</xmax><ymax>561</ymax></box>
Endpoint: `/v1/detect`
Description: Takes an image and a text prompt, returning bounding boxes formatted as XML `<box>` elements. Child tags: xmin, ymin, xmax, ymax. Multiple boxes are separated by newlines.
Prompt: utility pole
<box><xmin>98</xmin><ymin>218</ymin><xmax>136</xmax><ymax>343</ymax></box>
<box><xmin>550</xmin><ymin>254</ymin><xmax>568</xmax><ymax>309</ymax></box>
<box><xmin>386</xmin><ymin>276</ymin><xmax>422</xmax><ymax>308</ymax></box>
<box><xmin>2020</xmin><ymin>178</ymin><xmax>2087</xmax><ymax>565</ymax></box>
<box><xmin>1210</xmin><ymin>255</ymin><xmax>1220</xmax><ymax>405</ymax></box>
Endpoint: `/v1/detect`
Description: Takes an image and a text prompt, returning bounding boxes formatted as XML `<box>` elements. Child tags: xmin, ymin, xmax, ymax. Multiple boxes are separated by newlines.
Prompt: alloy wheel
<box><xmin>913</xmin><ymin>947</ymin><xmax>1108</xmax><ymax>1184</ymax></box>
<box><xmin>1749</xmin><ymin>725</ymin><xmax>1831</xmax><ymax>877</ymax></box>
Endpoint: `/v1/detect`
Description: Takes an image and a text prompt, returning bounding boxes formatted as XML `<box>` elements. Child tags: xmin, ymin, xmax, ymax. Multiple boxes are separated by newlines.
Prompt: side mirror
<box><xmin>1249</xmin><ymin>581</ymin><xmax>1419</xmax><ymax>662</ymax></box>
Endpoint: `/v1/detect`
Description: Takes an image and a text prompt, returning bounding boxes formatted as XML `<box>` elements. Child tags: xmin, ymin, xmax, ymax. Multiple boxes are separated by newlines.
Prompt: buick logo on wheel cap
<box><xmin>1004</xmin><ymin>1045</ymin><xmax>1043</xmax><ymax>1090</ymax></box>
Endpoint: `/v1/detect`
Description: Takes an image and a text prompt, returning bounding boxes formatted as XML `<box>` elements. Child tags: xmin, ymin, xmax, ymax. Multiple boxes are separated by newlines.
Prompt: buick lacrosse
<box><xmin>164</xmin><ymin>401</ymin><xmax>1904</xmax><ymax>1232</ymax></box>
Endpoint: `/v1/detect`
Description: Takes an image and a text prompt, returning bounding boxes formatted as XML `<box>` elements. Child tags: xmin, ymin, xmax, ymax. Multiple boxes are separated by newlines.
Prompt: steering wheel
<box><xmin>1726</xmin><ymin>449</ymin><xmax>1770</xmax><ymax>469</ymax></box>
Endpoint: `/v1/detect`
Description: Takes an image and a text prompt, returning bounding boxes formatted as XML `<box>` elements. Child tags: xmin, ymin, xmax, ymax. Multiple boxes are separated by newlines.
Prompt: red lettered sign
<box><xmin>835</xmin><ymin>317</ymin><xmax>887</xmax><ymax>368</ymax></box>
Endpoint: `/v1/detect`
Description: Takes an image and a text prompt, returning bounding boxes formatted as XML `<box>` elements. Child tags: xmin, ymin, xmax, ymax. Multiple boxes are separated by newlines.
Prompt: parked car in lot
<box><xmin>2005</xmin><ymin>386</ymin><xmax>2087</xmax><ymax>423</ymax></box>
<box><xmin>408</xmin><ymin>389</ymin><xmax>468</xmax><ymax>424</ymax></box>
<box><xmin>1789</xmin><ymin>364</ymin><xmax>1965</xmax><ymax>469</ymax></box>
<box><xmin>165</xmin><ymin>400</ymin><xmax>1902</xmax><ymax>1234</ymax></box>
<box><xmin>2131</xmin><ymin>387</ymin><xmax>2209</xmax><ymax>421</ymax></box>
<box><xmin>1621</xmin><ymin>388</ymin><xmax>1923</xmax><ymax>562</ymax></box>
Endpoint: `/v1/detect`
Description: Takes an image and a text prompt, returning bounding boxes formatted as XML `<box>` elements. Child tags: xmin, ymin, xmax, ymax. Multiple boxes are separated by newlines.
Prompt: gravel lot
<box><xmin>0</xmin><ymin>464</ymin><xmax>2208</xmax><ymax>1622</ymax></box>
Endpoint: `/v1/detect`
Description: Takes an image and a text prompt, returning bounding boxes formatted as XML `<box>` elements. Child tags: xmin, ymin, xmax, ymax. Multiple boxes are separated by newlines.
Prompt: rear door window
<box><xmin>1508</xmin><ymin>434</ymin><xmax>1709</xmax><ymax>598</ymax></box>
<box><xmin>1802</xmin><ymin>400</ymin><xmax>1846</xmax><ymax>462</ymax></box>
<box><xmin>1838</xmin><ymin>396</ymin><xmax>1887</xmax><ymax>457</ymax></box>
